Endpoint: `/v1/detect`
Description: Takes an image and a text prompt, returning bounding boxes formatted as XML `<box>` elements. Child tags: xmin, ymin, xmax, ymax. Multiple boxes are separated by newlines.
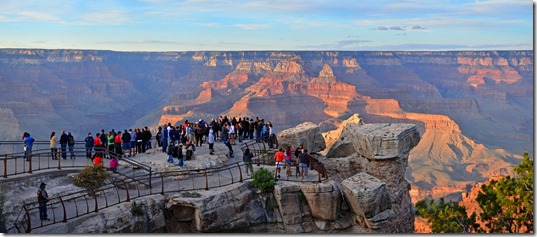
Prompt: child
<box><xmin>93</xmin><ymin>154</ymin><xmax>103</xmax><ymax>167</ymax></box>
<box><xmin>109</xmin><ymin>156</ymin><xmax>118</xmax><ymax>172</ymax></box>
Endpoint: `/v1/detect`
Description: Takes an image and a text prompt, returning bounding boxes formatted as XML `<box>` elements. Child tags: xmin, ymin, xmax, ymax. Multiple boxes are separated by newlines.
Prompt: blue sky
<box><xmin>0</xmin><ymin>0</ymin><xmax>533</xmax><ymax>51</ymax></box>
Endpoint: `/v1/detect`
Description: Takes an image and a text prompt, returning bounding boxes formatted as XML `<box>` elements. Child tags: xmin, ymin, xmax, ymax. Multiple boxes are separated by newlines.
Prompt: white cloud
<box><xmin>234</xmin><ymin>24</ymin><xmax>271</xmax><ymax>30</ymax></box>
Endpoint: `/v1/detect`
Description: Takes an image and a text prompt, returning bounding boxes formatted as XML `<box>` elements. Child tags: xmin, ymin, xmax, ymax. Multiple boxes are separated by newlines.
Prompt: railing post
<box><xmin>160</xmin><ymin>173</ymin><xmax>164</xmax><ymax>195</ymax></box>
<box><xmin>57</xmin><ymin>151</ymin><xmax>61</xmax><ymax>170</ymax></box>
<box><xmin>59</xmin><ymin>197</ymin><xmax>67</xmax><ymax>222</ymax></box>
<box><xmin>205</xmin><ymin>170</ymin><xmax>209</xmax><ymax>190</ymax></box>
<box><xmin>28</xmin><ymin>151</ymin><xmax>32</xmax><ymax>174</ymax></box>
<box><xmin>23</xmin><ymin>206</ymin><xmax>31</xmax><ymax>233</ymax></box>
<box><xmin>237</xmin><ymin>163</ymin><xmax>243</xmax><ymax>182</ymax></box>
<box><xmin>149</xmin><ymin>168</ymin><xmax>152</xmax><ymax>190</ymax></box>
<box><xmin>123</xmin><ymin>181</ymin><xmax>130</xmax><ymax>202</ymax></box>
<box><xmin>92</xmin><ymin>189</ymin><xmax>98</xmax><ymax>213</ymax></box>
<box><xmin>3</xmin><ymin>154</ymin><xmax>7</xmax><ymax>178</ymax></box>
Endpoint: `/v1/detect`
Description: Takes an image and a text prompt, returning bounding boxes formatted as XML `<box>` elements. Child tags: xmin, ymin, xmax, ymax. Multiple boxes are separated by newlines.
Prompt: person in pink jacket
<box><xmin>109</xmin><ymin>156</ymin><xmax>118</xmax><ymax>172</ymax></box>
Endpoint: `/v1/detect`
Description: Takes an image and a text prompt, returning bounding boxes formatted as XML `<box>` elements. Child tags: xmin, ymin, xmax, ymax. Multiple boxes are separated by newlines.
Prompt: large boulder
<box><xmin>300</xmin><ymin>181</ymin><xmax>340</xmax><ymax>221</ymax></box>
<box><xmin>325</xmin><ymin>123</ymin><xmax>420</xmax><ymax>160</ymax></box>
<box><xmin>277</xmin><ymin>122</ymin><xmax>325</xmax><ymax>153</ymax></box>
<box><xmin>342</xmin><ymin>172</ymin><xmax>393</xmax><ymax>230</ymax></box>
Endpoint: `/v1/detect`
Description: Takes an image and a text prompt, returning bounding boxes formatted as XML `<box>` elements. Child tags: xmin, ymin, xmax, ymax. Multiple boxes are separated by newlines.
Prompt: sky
<box><xmin>0</xmin><ymin>0</ymin><xmax>533</xmax><ymax>52</ymax></box>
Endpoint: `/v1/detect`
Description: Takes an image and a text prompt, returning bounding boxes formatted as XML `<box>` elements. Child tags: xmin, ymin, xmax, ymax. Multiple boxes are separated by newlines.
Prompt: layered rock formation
<box><xmin>0</xmin><ymin>49</ymin><xmax>532</xmax><ymax>205</ymax></box>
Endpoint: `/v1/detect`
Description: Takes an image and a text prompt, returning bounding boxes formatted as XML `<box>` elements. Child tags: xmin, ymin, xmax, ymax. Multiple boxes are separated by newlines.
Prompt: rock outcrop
<box><xmin>277</xmin><ymin>122</ymin><xmax>326</xmax><ymax>153</ymax></box>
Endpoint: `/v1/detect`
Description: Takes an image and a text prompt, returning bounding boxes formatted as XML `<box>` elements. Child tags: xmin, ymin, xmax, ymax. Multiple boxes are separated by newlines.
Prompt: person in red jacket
<box><xmin>114</xmin><ymin>131</ymin><xmax>123</xmax><ymax>155</ymax></box>
<box><xmin>274</xmin><ymin>148</ymin><xmax>285</xmax><ymax>179</ymax></box>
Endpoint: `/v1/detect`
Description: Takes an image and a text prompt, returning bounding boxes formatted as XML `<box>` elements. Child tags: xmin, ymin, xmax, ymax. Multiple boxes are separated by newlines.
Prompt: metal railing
<box><xmin>12</xmin><ymin>159</ymin><xmax>329</xmax><ymax>233</ymax></box>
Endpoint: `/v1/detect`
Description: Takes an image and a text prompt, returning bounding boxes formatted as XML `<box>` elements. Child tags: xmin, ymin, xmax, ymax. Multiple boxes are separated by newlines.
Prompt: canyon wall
<box><xmin>0</xmin><ymin>49</ymin><xmax>532</xmax><ymax>202</ymax></box>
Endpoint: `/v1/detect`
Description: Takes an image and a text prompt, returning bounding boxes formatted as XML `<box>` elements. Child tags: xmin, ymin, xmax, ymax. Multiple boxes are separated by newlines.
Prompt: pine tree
<box><xmin>416</xmin><ymin>197</ymin><xmax>480</xmax><ymax>233</ymax></box>
<box><xmin>416</xmin><ymin>152</ymin><xmax>533</xmax><ymax>233</ymax></box>
<box><xmin>476</xmin><ymin>152</ymin><xmax>533</xmax><ymax>233</ymax></box>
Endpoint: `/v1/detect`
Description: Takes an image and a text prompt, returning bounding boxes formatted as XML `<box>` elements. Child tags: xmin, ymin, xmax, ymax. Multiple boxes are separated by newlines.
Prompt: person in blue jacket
<box><xmin>22</xmin><ymin>132</ymin><xmax>35</xmax><ymax>161</ymax></box>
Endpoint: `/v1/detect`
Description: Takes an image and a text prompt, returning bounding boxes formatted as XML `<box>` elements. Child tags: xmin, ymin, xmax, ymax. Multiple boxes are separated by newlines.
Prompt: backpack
<box><xmin>68</xmin><ymin>135</ymin><xmax>75</xmax><ymax>145</ymax></box>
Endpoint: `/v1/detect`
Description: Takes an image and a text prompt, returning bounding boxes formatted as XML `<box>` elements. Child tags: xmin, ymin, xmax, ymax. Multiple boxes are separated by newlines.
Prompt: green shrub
<box><xmin>251</xmin><ymin>168</ymin><xmax>276</xmax><ymax>193</ymax></box>
<box><xmin>73</xmin><ymin>165</ymin><xmax>108</xmax><ymax>189</ymax></box>
<box><xmin>131</xmin><ymin>201</ymin><xmax>145</xmax><ymax>217</ymax></box>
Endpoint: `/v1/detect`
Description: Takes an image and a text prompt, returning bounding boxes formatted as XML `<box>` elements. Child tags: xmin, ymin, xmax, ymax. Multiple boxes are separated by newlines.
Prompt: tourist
<box><xmin>237</xmin><ymin>118</ymin><xmax>243</xmax><ymax>143</ymax></box>
<box><xmin>144</xmin><ymin>126</ymin><xmax>152</xmax><ymax>150</ymax></box>
<box><xmin>67</xmin><ymin>132</ymin><xmax>75</xmax><ymax>159</ymax></box>
<box><xmin>161</xmin><ymin>125</ymin><xmax>168</xmax><ymax>153</ymax></box>
<box><xmin>114</xmin><ymin>131</ymin><xmax>123</xmax><ymax>155</ymax></box>
<box><xmin>50</xmin><ymin>131</ymin><xmax>58</xmax><ymax>160</ymax></box>
<box><xmin>195</xmin><ymin>122</ymin><xmax>204</xmax><ymax>147</ymax></box>
<box><xmin>185</xmin><ymin>141</ymin><xmax>195</xmax><ymax>160</ymax></box>
<box><xmin>136</xmin><ymin>128</ymin><xmax>143</xmax><ymax>154</ymax></box>
<box><xmin>298</xmin><ymin>148</ymin><xmax>309</xmax><ymax>179</ymax></box>
<box><xmin>37</xmin><ymin>182</ymin><xmax>50</xmax><ymax>221</ymax></box>
<box><xmin>284</xmin><ymin>146</ymin><xmax>293</xmax><ymax>175</ymax></box>
<box><xmin>156</xmin><ymin>127</ymin><xmax>162</xmax><ymax>147</ymax></box>
<box><xmin>274</xmin><ymin>148</ymin><xmax>285</xmax><ymax>178</ymax></box>
<box><xmin>255</xmin><ymin>118</ymin><xmax>263</xmax><ymax>143</ymax></box>
<box><xmin>221</xmin><ymin>123</ymin><xmax>229</xmax><ymax>143</ymax></box>
<box><xmin>248</xmin><ymin>118</ymin><xmax>255</xmax><ymax>140</ymax></box>
<box><xmin>177</xmin><ymin>144</ymin><xmax>184</xmax><ymax>167</ymax></box>
<box><xmin>167</xmin><ymin>142</ymin><xmax>175</xmax><ymax>163</ymax></box>
<box><xmin>109</xmin><ymin>156</ymin><xmax>118</xmax><ymax>172</ymax></box>
<box><xmin>94</xmin><ymin>133</ymin><xmax>104</xmax><ymax>156</ymax></box>
<box><xmin>60</xmin><ymin>130</ymin><xmax>68</xmax><ymax>160</ymax></box>
<box><xmin>207</xmin><ymin>129</ymin><xmax>215</xmax><ymax>155</ymax></box>
<box><xmin>224</xmin><ymin>138</ymin><xmax>234</xmax><ymax>158</ymax></box>
<box><xmin>100</xmin><ymin>129</ymin><xmax>107</xmax><ymax>154</ymax></box>
<box><xmin>84</xmin><ymin>132</ymin><xmax>94</xmax><ymax>159</ymax></box>
<box><xmin>107</xmin><ymin>131</ymin><xmax>115</xmax><ymax>156</ymax></box>
<box><xmin>294</xmin><ymin>144</ymin><xmax>303</xmax><ymax>159</ymax></box>
<box><xmin>169</xmin><ymin>126</ymin><xmax>178</xmax><ymax>146</ymax></box>
<box><xmin>22</xmin><ymin>132</ymin><xmax>35</xmax><ymax>161</ymax></box>
<box><xmin>129</xmin><ymin>129</ymin><xmax>137</xmax><ymax>157</ymax></box>
<box><xmin>228</xmin><ymin>122</ymin><xmax>236</xmax><ymax>145</ymax></box>
<box><xmin>121</xmin><ymin>129</ymin><xmax>131</xmax><ymax>157</ymax></box>
<box><xmin>267</xmin><ymin>122</ymin><xmax>275</xmax><ymax>149</ymax></box>
<box><xmin>243</xmin><ymin>147</ymin><xmax>254</xmax><ymax>176</ymax></box>
<box><xmin>93</xmin><ymin>153</ymin><xmax>103</xmax><ymax>167</ymax></box>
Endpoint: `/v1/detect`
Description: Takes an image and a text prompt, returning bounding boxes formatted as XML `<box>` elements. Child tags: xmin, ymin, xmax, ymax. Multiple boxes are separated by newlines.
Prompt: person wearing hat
<box><xmin>37</xmin><ymin>182</ymin><xmax>50</xmax><ymax>221</ymax></box>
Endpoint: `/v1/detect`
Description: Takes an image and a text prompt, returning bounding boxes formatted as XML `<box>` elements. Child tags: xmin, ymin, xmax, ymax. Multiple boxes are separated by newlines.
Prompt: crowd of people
<box><xmin>22</xmin><ymin>115</ymin><xmax>278</xmax><ymax>168</ymax></box>
<box><xmin>271</xmin><ymin>144</ymin><xmax>311</xmax><ymax>180</ymax></box>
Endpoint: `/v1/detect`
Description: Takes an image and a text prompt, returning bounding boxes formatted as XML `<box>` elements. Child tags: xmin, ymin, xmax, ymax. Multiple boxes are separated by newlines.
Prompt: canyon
<box><xmin>0</xmin><ymin>49</ymin><xmax>532</xmax><ymax>202</ymax></box>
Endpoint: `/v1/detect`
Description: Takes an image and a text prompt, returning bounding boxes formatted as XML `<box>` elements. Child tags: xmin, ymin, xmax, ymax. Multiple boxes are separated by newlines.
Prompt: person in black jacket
<box><xmin>121</xmin><ymin>129</ymin><xmax>131</xmax><ymax>157</ymax></box>
<box><xmin>59</xmin><ymin>130</ymin><xmax>68</xmax><ymax>160</ymax></box>
<box><xmin>84</xmin><ymin>133</ymin><xmax>94</xmax><ymax>159</ymax></box>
